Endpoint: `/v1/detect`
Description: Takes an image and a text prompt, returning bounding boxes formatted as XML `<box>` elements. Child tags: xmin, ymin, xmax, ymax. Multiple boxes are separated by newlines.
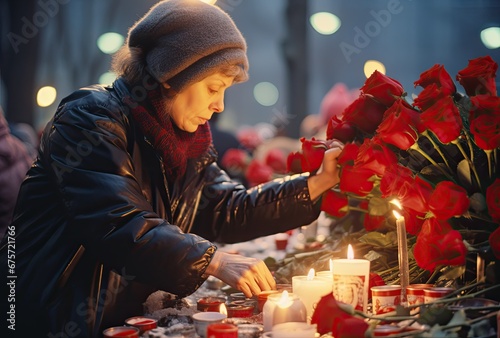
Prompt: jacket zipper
<box><xmin>143</xmin><ymin>136</ymin><xmax>172</xmax><ymax>205</ymax></box>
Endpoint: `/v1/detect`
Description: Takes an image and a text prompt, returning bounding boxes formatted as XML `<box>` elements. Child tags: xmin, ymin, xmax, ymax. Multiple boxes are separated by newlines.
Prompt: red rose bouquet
<box><xmin>288</xmin><ymin>56</ymin><xmax>499</xmax><ymax>275</ymax></box>
<box><xmin>221</xmin><ymin>147</ymin><xmax>288</xmax><ymax>187</ymax></box>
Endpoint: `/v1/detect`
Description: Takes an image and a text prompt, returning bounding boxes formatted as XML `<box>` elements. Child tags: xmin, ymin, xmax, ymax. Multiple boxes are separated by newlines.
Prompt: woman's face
<box><xmin>170</xmin><ymin>73</ymin><xmax>234</xmax><ymax>133</ymax></box>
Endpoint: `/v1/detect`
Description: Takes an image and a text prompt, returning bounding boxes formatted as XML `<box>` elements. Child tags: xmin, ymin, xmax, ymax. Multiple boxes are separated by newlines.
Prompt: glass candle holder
<box><xmin>257</xmin><ymin>290</ymin><xmax>280</xmax><ymax>313</ymax></box>
<box><xmin>262</xmin><ymin>291</ymin><xmax>307</xmax><ymax>332</ymax></box>
<box><xmin>124</xmin><ymin>316</ymin><xmax>157</xmax><ymax>335</ymax></box>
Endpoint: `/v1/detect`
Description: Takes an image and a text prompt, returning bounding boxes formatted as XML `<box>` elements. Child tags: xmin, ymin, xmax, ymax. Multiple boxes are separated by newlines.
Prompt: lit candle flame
<box><xmin>347</xmin><ymin>244</ymin><xmax>354</xmax><ymax>259</ymax></box>
<box><xmin>390</xmin><ymin>199</ymin><xmax>402</xmax><ymax>209</ymax></box>
<box><xmin>219</xmin><ymin>303</ymin><xmax>227</xmax><ymax>315</ymax></box>
<box><xmin>307</xmin><ymin>268</ymin><xmax>315</xmax><ymax>280</ymax></box>
<box><xmin>393</xmin><ymin>210</ymin><xmax>402</xmax><ymax>219</ymax></box>
<box><xmin>277</xmin><ymin>290</ymin><xmax>293</xmax><ymax>308</ymax></box>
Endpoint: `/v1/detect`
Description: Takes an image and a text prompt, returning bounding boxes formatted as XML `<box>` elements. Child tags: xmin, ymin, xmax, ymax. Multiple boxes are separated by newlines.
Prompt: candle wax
<box><xmin>292</xmin><ymin>275</ymin><xmax>332</xmax><ymax>323</ymax></box>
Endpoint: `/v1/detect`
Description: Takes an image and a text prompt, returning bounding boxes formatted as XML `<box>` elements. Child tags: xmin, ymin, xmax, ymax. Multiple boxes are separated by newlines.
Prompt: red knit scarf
<box><xmin>128</xmin><ymin>89</ymin><xmax>212</xmax><ymax>181</ymax></box>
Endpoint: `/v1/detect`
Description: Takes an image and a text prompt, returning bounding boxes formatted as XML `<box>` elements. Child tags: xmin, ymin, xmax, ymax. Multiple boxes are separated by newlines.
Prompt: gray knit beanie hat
<box><xmin>127</xmin><ymin>0</ymin><xmax>248</xmax><ymax>91</ymax></box>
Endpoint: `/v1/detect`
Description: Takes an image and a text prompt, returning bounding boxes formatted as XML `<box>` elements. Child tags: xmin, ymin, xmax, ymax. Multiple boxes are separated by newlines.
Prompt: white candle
<box><xmin>272</xmin><ymin>322</ymin><xmax>317</xmax><ymax>338</ymax></box>
<box><xmin>393</xmin><ymin>209</ymin><xmax>409</xmax><ymax>304</ymax></box>
<box><xmin>331</xmin><ymin>244</ymin><xmax>370</xmax><ymax>313</ymax></box>
<box><xmin>292</xmin><ymin>269</ymin><xmax>332</xmax><ymax>323</ymax></box>
<box><xmin>316</xmin><ymin>270</ymin><xmax>333</xmax><ymax>282</ymax></box>
<box><xmin>262</xmin><ymin>291</ymin><xmax>306</xmax><ymax>332</ymax></box>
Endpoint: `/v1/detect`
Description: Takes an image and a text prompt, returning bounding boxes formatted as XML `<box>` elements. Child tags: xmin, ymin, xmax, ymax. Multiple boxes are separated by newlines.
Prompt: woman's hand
<box><xmin>204</xmin><ymin>251</ymin><xmax>276</xmax><ymax>297</ymax></box>
<box><xmin>307</xmin><ymin>140</ymin><xmax>344</xmax><ymax>201</ymax></box>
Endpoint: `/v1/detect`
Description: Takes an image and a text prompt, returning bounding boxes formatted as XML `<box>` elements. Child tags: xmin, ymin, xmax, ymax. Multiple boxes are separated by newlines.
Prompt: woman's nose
<box><xmin>210</xmin><ymin>95</ymin><xmax>225</xmax><ymax>113</ymax></box>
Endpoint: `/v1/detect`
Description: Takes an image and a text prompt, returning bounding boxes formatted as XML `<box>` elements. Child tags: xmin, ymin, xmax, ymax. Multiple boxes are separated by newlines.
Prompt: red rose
<box><xmin>237</xmin><ymin>127</ymin><xmax>263</xmax><ymax>152</ymax></box>
<box><xmin>286</xmin><ymin>151</ymin><xmax>304</xmax><ymax>174</ymax></box>
<box><xmin>363</xmin><ymin>212</ymin><xmax>386</xmax><ymax>232</ymax></box>
<box><xmin>486</xmin><ymin>178</ymin><xmax>500</xmax><ymax>221</ymax></box>
<box><xmin>429</xmin><ymin>181</ymin><xmax>470</xmax><ymax>220</ymax></box>
<box><xmin>342</xmin><ymin>94</ymin><xmax>388</xmax><ymax>134</ymax></box>
<box><xmin>399</xmin><ymin>176</ymin><xmax>433</xmax><ymax>214</ymax></box>
<box><xmin>380</xmin><ymin>163</ymin><xmax>414</xmax><ymax>198</ymax></box>
<box><xmin>414</xmin><ymin>218</ymin><xmax>467</xmax><ymax>271</ymax></box>
<box><xmin>470</xmin><ymin>94</ymin><xmax>500</xmax><ymax>119</ymax></box>
<box><xmin>469</xmin><ymin>95</ymin><xmax>500</xmax><ymax>150</ymax></box>
<box><xmin>369</xmin><ymin>272</ymin><xmax>386</xmax><ymax>289</ymax></box>
<box><xmin>368</xmin><ymin>273</ymin><xmax>386</xmax><ymax>301</ymax></box>
<box><xmin>420</xmin><ymin>96</ymin><xmax>463</xmax><ymax>144</ymax></box>
<box><xmin>401</xmin><ymin>207</ymin><xmax>426</xmax><ymax>235</ymax></box>
<box><xmin>456</xmin><ymin>55</ymin><xmax>498</xmax><ymax>96</ymax></box>
<box><xmin>326</xmin><ymin>115</ymin><xmax>356</xmax><ymax>143</ymax></box>
<box><xmin>221</xmin><ymin>148</ymin><xmax>249</xmax><ymax>173</ymax></box>
<box><xmin>489</xmin><ymin>226</ymin><xmax>500</xmax><ymax>260</ymax></box>
<box><xmin>360</xmin><ymin>70</ymin><xmax>404</xmax><ymax>107</ymax></box>
<box><xmin>471</xmin><ymin>114</ymin><xmax>500</xmax><ymax>150</ymax></box>
<box><xmin>244</xmin><ymin>159</ymin><xmax>273</xmax><ymax>187</ymax></box>
<box><xmin>413</xmin><ymin>83</ymin><xmax>448</xmax><ymax>111</ymax></box>
<box><xmin>264</xmin><ymin>148</ymin><xmax>287</xmax><ymax>174</ymax></box>
<box><xmin>339</xmin><ymin>165</ymin><xmax>375</xmax><ymax>196</ymax></box>
<box><xmin>311</xmin><ymin>293</ymin><xmax>356</xmax><ymax>335</ymax></box>
<box><xmin>338</xmin><ymin>142</ymin><xmax>359</xmax><ymax>166</ymax></box>
<box><xmin>332</xmin><ymin>316</ymin><xmax>369</xmax><ymax>338</ymax></box>
<box><xmin>377</xmin><ymin>100</ymin><xmax>422</xmax><ymax>150</ymax></box>
<box><xmin>355</xmin><ymin>137</ymin><xmax>398</xmax><ymax>177</ymax></box>
<box><xmin>321</xmin><ymin>190</ymin><xmax>349</xmax><ymax>217</ymax></box>
<box><xmin>300</xmin><ymin>137</ymin><xmax>329</xmax><ymax>172</ymax></box>
<box><xmin>414</xmin><ymin>64</ymin><xmax>456</xmax><ymax>96</ymax></box>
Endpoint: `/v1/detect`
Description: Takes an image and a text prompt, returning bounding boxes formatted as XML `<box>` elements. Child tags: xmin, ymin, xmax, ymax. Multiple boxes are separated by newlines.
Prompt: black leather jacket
<box><xmin>0</xmin><ymin>78</ymin><xmax>320</xmax><ymax>337</ymax></box>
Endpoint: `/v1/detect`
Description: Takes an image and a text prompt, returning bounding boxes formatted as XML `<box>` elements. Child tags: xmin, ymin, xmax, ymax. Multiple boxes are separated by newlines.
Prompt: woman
<box><xmin>0</xmin><ymin>0</ymin><xmax>342</xmax><ymax>336</ymax></box>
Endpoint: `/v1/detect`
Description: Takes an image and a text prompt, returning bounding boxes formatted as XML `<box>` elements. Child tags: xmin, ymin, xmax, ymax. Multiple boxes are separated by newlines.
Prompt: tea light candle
<box><xmin>226</xmin><ymin>301</ymin><xmax>255</xmax><ymax>318</ymax></box>
<box><xmin>192</xmin><ymin>312</ymin><xmax>227</xmax><ymax>338</ymax></box>
<box><xmin>331</xmin><ymin>244</ymin><xmax>370</xmax><ymax>313</ymax></box>
<box><xmin>102</xmin><ymin>326</ymin><xmax>140</xmax><ymax>338</ymax></box>
<box><xmin>124</xmin><ymin>316</ymin><xmax>157</xmax><ymax>335</ymax></box>
<box><xmin>292</xmin><ymin>269</ymin><xmax>332</xmax><ymax>323</ymax></box>
<box><xmin>197</xmin><ymin>297</ymin><xmax>227</xmax><ymax>312</ymax></box>
<box><xmin>206</xmin><ymin>323</ymin><xmax>238</xmax><ymax>338</ymax></box>
<box><xmin>272</xmin><ymin>322</ymin><xmax>317</xmax><ymax>338</ymax></box>
<box><xmin>262</xmin><ymin>291</ymin><xmax>307</xmax><ymax>332</ymax></box>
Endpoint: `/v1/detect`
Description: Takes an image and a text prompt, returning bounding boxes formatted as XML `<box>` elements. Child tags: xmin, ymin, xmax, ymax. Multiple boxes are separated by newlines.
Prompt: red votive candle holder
<box><xmin>226</xmin><ymin>302</ymin><xmax>255</xmax><ymax>318</ymax></box>
<box><xmin>274</xmin><ymin>233</ymin><xmax>289</xmax><ymax>251</ymax></box>
<box><xmin>424</xmin><ymin>287</ymin><xmax>455</xmax><ymax>304</ymax></box>
<box><xmin>206</xmin><ymin>323</ymin><xmax>238</xmax><ymax>338</ymax></box>
<box><xmin>197</xmin><ymin>296</ymin><xmax>227</xmax><ymax>312</ymax></box>
<box><xmin>406</xmin><ymin>284</ymin><xmax>433</xmax><ymax>307</ymax></box>
<box><xmin>124</xmin><ymin>316</ymin><xmax>157</xmax><ymax>334</ymax></box>
<box><xmin>103</xmin><ymin>326</ymin><xmax>140</xmax><ymax>338</ymax></box>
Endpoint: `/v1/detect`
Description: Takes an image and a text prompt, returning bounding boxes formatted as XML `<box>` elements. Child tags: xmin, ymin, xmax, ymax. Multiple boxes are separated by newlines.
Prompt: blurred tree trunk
<box><xmin>0</xmin><ymin>0</ymin><xmax>40</xmax><ymax>124</ymax></box>
<box><xmin>282</xmin><ymin>0</ymin><xmax>308</xmax><ymax>138</ymax></box>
